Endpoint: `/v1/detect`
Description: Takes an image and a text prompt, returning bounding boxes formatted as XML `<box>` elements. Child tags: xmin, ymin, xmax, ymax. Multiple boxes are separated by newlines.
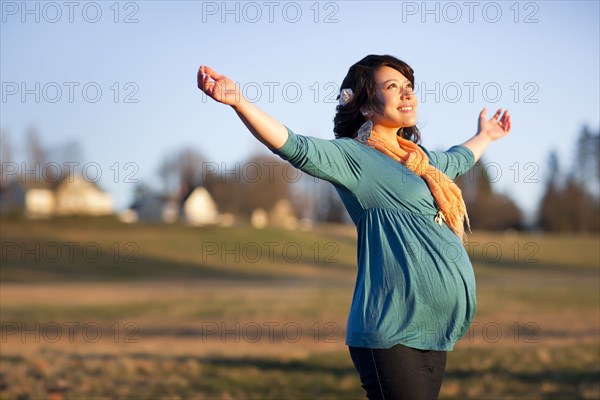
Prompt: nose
<box><xmin>400</xmin><ymin>84</ymin><xmax>414</xmax><ymax>100</ymax></box>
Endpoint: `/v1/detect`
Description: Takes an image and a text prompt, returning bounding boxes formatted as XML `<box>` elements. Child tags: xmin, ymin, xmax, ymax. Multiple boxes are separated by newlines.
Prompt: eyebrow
<box><xmin>380</xmin><ymin>79</ymin><xmax>411</xmax><ymax>85</ymax></box>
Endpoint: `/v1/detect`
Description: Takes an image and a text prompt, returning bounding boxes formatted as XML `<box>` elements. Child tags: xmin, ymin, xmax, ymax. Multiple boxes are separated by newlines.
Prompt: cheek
<box><xmin>383</xmin><ymin>98</ymin><xmax>398</xmax><ymax>112</ymax></box>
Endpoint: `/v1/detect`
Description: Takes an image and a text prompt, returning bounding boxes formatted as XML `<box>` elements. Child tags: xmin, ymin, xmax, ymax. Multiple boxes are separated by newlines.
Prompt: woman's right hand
<box><xmin>197</xmin><ymin>65</ymin><xmax>245</xmax><ymax>108</ymax></box>
<box><xmin>197</xmin><ymin>65</ymin><xmax>289</xmax><ymax>150</ymax></box>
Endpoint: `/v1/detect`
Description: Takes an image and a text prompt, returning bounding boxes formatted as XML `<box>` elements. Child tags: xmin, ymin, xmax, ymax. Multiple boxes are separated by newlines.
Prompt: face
<box><xmin>365</xmin><ymin>66</ymin><xmax>418</xmax><ymax>131</ymax></box>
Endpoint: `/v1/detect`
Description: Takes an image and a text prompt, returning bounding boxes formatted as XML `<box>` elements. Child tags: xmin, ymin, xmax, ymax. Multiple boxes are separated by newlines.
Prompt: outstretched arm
<box><xmin>461</xmin><ymin>108</ymin><xmax>512</xmax><ymax>162</ymax></box>
<box><xmin>197</xmin><ymin>65</ymin><xmax>289</xmax><ymax>150</ymax></box>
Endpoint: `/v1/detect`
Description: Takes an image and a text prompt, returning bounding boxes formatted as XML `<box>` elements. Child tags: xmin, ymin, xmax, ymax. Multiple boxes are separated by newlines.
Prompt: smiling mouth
<box><xmin>398</xmin><ymin>106</ymin><xmax>413</xmax><ymax>112</ymax></box>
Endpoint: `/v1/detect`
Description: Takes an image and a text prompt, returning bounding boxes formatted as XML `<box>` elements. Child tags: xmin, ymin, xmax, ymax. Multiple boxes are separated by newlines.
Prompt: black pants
<box><xmin>348</xmin><ymin>343</ymin><xmax>447</xmax><ymax>400</ymax></box>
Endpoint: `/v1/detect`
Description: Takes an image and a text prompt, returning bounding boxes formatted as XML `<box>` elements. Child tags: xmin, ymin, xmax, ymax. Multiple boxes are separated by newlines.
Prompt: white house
<box><xmin>182</xmin><ymin>187</ymin><xmax>220</xmax><ymax>226</ymax></box>
<box><xmin>53</xmin><ymin>175</ymin><xmax>113</xmax><ymax>216</ymax></box>
<box><xmin>0</xmin><ymin>175</ymin><xmax>113</xmax><ymax>218</ymax></box>
<box><xmin>25</xmin><ymin>188</ymin><xmax>56</xmax><ymax>218</ymax></box>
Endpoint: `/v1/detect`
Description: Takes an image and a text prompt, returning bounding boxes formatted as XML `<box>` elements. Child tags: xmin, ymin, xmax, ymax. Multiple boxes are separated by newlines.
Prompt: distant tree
<box><xmin>23</xmin><ymin>127</ymin><xmax>49</xmax><ymax>183</ymax></box>
<box><xmin>26</xmin><ymin>127</ymin><xmax>46</xmax><ymax>168</ymax></box>
<box><xmin>158</xmin><ymin>148</ymin><xmax>206</xmax><ymax>196</ymax></box>
<box><xmin>283</xmin><ymin>174</ymin><xmax>350</xmax><ymax>224</ymax></box>
<box><xmin>202</xmin><ymin>153</ymin><xmax>292</xmax><ymax>217</ymax></box>
<box><xmin>287</xmin><ymin>174</ymin><xmax>318</xmax><ymax>221</ymax></box>
<box><xmin>48</xmin><ymin>140</ymin><xmax>83</xmax><ymax>172</ymax></box>
<box><xmin>563</xmin><ymin>177</ymin><xmax>595</xmax><ymax>231</ymax></box>
<box><xmin>131</xmin><ymin>182</ymin><xmax>153</xmax><ymax>204</ymax></box>
<box><xmin>573</xmin><ymin>125</ymin><xmax>600</xmax><ymax>200</ymax></box>
<box><xmin>20</xmin><ymin>127</ymin><xmax>84</xmax><ymax>184</ymax></box>
<box><xmin>537</xmin><ymin>125</ymin><xmax>600</xmax><ymax>232</ymax></box>
<box><xmin>313</xmin><ymin>180</ymin><xmax>349</xmax><ymax>223</ymax></box>
<box><xmin>574</xmin><ymin>126</ymin><xmax>593</xmax><ymax>183</ymax></box>
<box><xmin>203</xmin><ymin>172</ymin><xmax>241</xmax><ymax>215</ymax></box>
<box><xmin>238</xmin><ymin>154</ymin><xmax>291</xmax><ymax>216</ymax></box>
<box><xmin>0</xmin><ymin>130</ymin><xmax>13</xmax><ymax>185</ymax></box>
<box><xmin>456</xmin><ymin>158</ymin><xmax>523</xmax><ymax>230</ymax></box>
<box><xmin>537</xmin><ymin>151</ymin><xmax>563</xmax><ymax>231</ymax></box>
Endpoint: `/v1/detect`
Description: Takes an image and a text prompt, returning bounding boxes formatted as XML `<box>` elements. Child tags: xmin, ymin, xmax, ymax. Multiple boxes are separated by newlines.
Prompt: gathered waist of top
<box><xmin>356</xmin><ymin>207</ymin><xmax>439</xmax><ymax>224</ymax></box>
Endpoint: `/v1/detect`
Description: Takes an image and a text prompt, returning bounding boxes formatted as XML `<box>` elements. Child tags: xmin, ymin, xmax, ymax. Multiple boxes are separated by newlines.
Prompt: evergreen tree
<box><xmin>456</xmin><ymin>159</ymin><xmax>522</xmax><ymax>230</ymax></box>
<box><xmin>536</xmin><ymin>126</ymin><xmax>600</xmax><ymax>232</ymax></box>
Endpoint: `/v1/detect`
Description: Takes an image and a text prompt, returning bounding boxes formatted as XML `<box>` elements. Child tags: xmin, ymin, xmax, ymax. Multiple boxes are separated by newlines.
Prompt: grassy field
<box><xmin>1</xmin><ymin>217</ymin><xmax>599</xmax><ymax>399</ymax></box>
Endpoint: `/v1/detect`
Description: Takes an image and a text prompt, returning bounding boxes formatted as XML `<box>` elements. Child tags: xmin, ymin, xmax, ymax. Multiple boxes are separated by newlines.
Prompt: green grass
<box><xmin>1</xmin><ymin>218</ymin><xmax>599</xmax><ymax>399</ymax></box>
<box><xmin>1</xmin><ymin>217</ymin><xmax>357</xmax><ymax>283</ymax></box>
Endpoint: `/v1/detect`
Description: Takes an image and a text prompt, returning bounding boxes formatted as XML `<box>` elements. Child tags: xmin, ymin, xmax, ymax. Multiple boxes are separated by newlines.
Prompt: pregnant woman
<box><xmin>197</xmin><ymin>54</ymin><xmax>511</xmax><ymax>399</ymax></box>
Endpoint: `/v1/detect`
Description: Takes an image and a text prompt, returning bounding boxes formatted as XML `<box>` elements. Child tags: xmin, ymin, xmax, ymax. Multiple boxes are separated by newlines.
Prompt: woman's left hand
<box><xmin>477</xmin><ymin>108</ymin><xmax>512</xmax><ymax>141</ymax></box>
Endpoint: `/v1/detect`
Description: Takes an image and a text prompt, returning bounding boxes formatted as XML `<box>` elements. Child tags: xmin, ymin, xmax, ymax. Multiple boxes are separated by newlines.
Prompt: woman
<box><xmin>197</xmin><ymin>54</ymin><xmax>511</xmax><ymax>399</ymax></box>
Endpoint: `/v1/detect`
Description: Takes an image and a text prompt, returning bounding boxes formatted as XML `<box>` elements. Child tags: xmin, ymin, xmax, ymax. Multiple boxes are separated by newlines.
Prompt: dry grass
<box><xmin>1</xmin><ymin>219</ymin><xmax>598</xmax><ymax>399</ymax></box>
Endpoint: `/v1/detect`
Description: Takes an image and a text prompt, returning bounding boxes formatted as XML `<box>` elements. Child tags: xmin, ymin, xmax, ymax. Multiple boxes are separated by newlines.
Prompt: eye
<box><xmin>387</xmin><ymin>83</ymin><xmax>398</xmax><ymax>89</ymax></box>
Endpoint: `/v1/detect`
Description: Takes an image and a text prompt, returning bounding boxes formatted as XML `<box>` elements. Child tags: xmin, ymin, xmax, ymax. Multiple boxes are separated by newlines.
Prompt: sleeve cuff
<box><xmin>271</xmin><ymin>126</ymin><xmax>297</xmax><ymax>159</ymax></box>
<box><xmin>454</xmin><ymin>145</ymin><xmax>476</xmax><ymax>164</ymax></box>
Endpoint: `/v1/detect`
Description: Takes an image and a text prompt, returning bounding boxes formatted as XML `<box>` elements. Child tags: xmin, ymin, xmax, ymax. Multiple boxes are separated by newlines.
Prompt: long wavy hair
<box><xmin>333</xmin><ymin>54</ymin><xmax>421</xmax><ymax>143</ymax></box>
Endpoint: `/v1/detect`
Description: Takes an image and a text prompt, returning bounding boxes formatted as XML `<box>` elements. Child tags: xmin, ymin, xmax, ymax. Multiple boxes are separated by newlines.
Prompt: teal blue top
<box><xmin>272</xmin><ymin>128</ymin><xmax>477</xmax><ymax>351</ymax></box>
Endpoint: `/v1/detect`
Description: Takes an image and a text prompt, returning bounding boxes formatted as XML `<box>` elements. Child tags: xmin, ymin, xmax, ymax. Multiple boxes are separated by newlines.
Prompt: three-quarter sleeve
<box><xmin>271</xmin><ymin>127</ymin><xmax>362</xmax><ymax>190</ymax></box>
<box><xmin>424</xmin><ymin>145</ymin><xmax>475</xmax><ymax>179</ymax></box>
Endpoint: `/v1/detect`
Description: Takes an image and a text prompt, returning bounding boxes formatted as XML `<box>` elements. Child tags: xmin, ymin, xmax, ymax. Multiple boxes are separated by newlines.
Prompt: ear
<box><xmin>360</xmin><ymin>107</ymin><xmax>373</xmax><ymax>118</ymax></box>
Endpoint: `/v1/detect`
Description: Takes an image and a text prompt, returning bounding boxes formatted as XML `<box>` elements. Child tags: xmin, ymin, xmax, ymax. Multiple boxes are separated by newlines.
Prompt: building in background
<box><xmin>181</xmin><ymin>186</ymin><xmax>220</xmax><ymax>226</ymax></box>
<box><xmin>0</xmin><ymin>175</ymin><xmax>113</xmax><ymax>218</ymax></box>
<box><xmin>122</xmin><ymin>192</ymin><xmax>179</xmax><ymax>224</ymax></box>
<box><xmin>120</xmin><ymin>184</ymin><xmax>233</xmax><ymax>227</ymax></box>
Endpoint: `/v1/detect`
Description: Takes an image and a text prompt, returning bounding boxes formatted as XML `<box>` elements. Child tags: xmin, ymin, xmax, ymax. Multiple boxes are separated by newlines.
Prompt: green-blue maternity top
<box><xmin>272</xmin><ymin>127</ymin><xmax>477</xmax><ymax>351</ymax></box>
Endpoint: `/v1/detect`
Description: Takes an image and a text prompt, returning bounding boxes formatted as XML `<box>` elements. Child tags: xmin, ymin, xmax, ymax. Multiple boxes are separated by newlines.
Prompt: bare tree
<box><xmin>239</xmin><ymin>153</ymin><xmax>291</xmax><ymax>216</ymax></box>
<box><xmin>158</xmin><ymin>148</ymin><xmax>206</xmax><ymax>196</ymax></box>
<box><xmin>0</xmin><ymin>130</ymin><xmax>13</xmax><ymax>185</ymax></box>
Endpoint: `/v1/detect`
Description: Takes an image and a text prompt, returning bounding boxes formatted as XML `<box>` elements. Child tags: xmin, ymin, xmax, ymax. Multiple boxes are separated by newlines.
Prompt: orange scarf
<box><xmin>358</xmin><ymin>129</ymin><xmax>470</xmax><ymax>241</ymax></box>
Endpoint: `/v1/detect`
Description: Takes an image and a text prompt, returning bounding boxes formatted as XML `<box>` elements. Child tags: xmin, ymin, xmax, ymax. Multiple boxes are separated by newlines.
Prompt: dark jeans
<box><xmin>348</xmin><ymin>342</ymin><xmax>447</xmax><ymax>400</ymax></box>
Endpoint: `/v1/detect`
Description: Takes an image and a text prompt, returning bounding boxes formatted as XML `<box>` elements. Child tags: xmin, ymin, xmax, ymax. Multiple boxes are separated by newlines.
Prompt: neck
<box><xmin>372</xmin><ymin>124</ymin><xmax>402</xmax><ymax>148</ymax></box>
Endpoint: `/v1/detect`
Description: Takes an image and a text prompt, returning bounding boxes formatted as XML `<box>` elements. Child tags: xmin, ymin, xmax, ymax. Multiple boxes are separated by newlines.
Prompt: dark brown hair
<box><xmin>333</xmin><ymin>54</ymin><xmax>420</xmax><ymax>143</ymax></box>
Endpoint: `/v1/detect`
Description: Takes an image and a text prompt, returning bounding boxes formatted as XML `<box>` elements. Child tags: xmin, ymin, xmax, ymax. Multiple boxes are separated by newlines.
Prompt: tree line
<box><xmin>1</xmin><ymin>125</ymin><xmax>598</xmax><ymax>232</ymax></box>
<box><xmin>536</xmin><ymin>126</ymin><xmax>599</xmax><ymax>232</ymax></box>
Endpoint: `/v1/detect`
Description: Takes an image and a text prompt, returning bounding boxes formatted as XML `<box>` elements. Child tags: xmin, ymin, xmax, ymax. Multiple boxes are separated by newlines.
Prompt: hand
<box><xmin>477</xmin><ymin>108</ymin><xmax>512</xmax><ymax>141</ymax></box>
<box><xmin>197</xmin><ymin>65</ymin><xmax>245</xmax><ymax>107</ymax></box>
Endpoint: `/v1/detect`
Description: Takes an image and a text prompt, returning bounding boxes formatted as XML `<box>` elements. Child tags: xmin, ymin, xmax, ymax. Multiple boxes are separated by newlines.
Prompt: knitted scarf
<box><xmin>357</xmin><ymin>129</ymin><xmax>470</xmax><ymax>241</ymax></box>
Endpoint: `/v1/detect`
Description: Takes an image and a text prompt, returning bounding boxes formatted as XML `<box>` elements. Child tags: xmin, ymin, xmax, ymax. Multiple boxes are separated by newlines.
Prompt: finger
<box><xmin>198</xmin><ymin>66</ymin><xmax>212</xmax><ymax>91</ymax></box>
<box><xmin>199</xmin><ymin>76</ymin><xmax>209</xmax><ymax>93</ymax></box>
<box><xmin>200</xmin><ymin>69</ymin><xmax>218</xmax><ymax>95</ymax></box>
<box><xmin>492</xmin><ymin>108</ymin><xmax>502</xmax><ymax>120</ymax></box>
<box><xmin>503</xmin><ymin>115</ymin><xmax>511</xmax><ymax>132</ymax></box>
<box><xmin>197</xmin><ymin>66</ymin><xmax>204</xmax><ymax>89</ymax></box>
<box><xmin>204</xmin><ymin>81</ymin><xmax>215</xmax><ymax>93</ymax></box>
<box><xmin>199</xmin><ymin>78</ymin><xmax>215</xmax><ymax>95</ymax></box>
<box><xmin>480</xmin><ymin>107</ymin><xmax>487</xmax><ymax>118</ymax></box>
<box><xmin>203</xmin><ymin>66</ymin><xmax>223</xmax><ymax>81</ymax></box>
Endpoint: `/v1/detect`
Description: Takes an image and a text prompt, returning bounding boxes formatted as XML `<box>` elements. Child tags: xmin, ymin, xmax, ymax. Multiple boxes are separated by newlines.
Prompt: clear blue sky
<box><xmin>2</xmin><ymin>1</ymin><xmax>599</xmax><ymax>220</ymax></box>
